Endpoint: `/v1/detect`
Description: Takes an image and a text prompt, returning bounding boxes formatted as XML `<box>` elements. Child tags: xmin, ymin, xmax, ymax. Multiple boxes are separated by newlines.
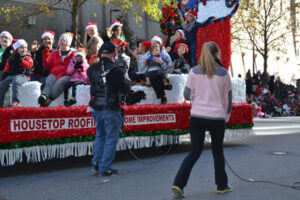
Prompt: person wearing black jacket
<box><xmin>30</xmin><ymin>31</ymin><xmax>55</xmax><ymax>89</ymax></box>
<box><xmin>88</xmin><ymin>42</ymin><xmax>131</xmax><ymax>176</ymax></box>
<box><xmin>0</xmin><ymin>31</ymin><xmax>13</xmax><ymax>79</ymax></box>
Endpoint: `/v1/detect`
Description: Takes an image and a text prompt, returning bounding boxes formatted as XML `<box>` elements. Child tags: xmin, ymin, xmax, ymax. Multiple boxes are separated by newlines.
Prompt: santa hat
<box><xmin>185</xmin><ymin>10</ymin><xmax>198</xmax><ymax>19</ymax></box>
<box><xmin>42</xmin><ymin>31</ymin><xmax>55</xmax><ymax>39</ymax></box>
<box><xmin>86</xmin><ymin>22</ymin><xmax>98</xmax><ymax>31</ymax></box>
<box><xmin>89</xmin><ymin>54</ymin><xmax>100</xmax><ymax>65</ymax></box>
<box><xmin>75</xmin><ymin>48</ymin><xmax>87</xmax><ymax>58</ymax></box>
<box><xmin>12</xmin><ymin>39</ymin><xmax>27</xmax><ymax>51</ymax></box>
<box><xmin>141</xmin><ymin>41</ymin><xmax>151</xmax><ymax>50</ymax></box>
<box><xmin>176</xmin><ymin>29</ymin><xmax>186</xmax><ymax>40</ymax></box>
<box><xmin>0</xmin><ymin>31</ymin><xmax>13</xmax><ymax>42</ymax></box>
<box><xmin>174</xmin><ymin>43</ymin><xmax>189</xmax><ymax>53</ymax></box>
<box><xmin>61</xmin><ymin>32</ymin><xmax>74</xmax><ymax>45</ymax></box>
<box><xmin>151</xmin><ymin>35</ymin><xmax>164</xmax><ymax>46</ymax></box>
<box><xmin>109</xmin><ymin>20</ymin><xmax>123</xmax><ymax>30</ymax></box>
<box><xmin>112</xmin><ymin>38</ymin><xmax>128</xmax><ymax>48</ymax></box>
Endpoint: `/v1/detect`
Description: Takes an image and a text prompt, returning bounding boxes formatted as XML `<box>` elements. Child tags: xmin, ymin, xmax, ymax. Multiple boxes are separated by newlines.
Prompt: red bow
<box><xmin>160</xmin><ymin>5</ymin><xmax>177</xmax><ymax>25</ymax></box>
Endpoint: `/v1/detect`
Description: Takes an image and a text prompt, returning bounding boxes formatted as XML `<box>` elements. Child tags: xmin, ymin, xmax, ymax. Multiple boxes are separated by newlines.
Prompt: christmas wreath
<box><xmin>160</xmin><ymin>4</ymin><xmax>182</xmax><ymax>36</ymax></box>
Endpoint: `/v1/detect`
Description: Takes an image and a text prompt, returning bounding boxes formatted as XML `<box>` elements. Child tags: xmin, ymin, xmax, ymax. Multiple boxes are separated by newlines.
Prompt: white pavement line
<box><xmin>253</xmin><ymin>125</ymin><xmax>300</xmax><ymax>130</ymax></box>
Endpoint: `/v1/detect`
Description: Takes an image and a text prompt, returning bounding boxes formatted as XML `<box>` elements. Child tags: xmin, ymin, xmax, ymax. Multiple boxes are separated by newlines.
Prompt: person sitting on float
<box><xmin>0</xmin><ymin>31</ymin><xmax>13</xmax><ymax>79</ymax></box>
<box><xmin>172</xmin><ymin>43</ymin><xmax>190</xmax><ymax>74</ymax></box>
<box><xmin>106</xmin><ymin>20</ymin><xmax>125</xmax><ymax>42</ymax></box>
<box><xmin>64</xmin><ymin>48</ymin><xmax>90</xmax><ymax>106</ymax></box>
<box><xmin>38</xmin><ymin>32</ymin><xmax>76</xmax><ymax>107</ymax></box>
<box><xmin>84</xmin><ymin>22</ymin><xmax>104</xmax><ymax>60</ymax></box>
<box><xmin>0</xmin><ymin>39</ymin><xmax>34</xmax><ymax>107</ymax></box>
<box><xmin>113</xmin><ymin>38</ymin><xmax>130</xmax><ymax>79</ymax></box>
<box><xmin>167</xmin><ymin>10</ymin><xmax>214</xmax><ymax>67</ymax></box>
<box><xmin>30</xmin><ymin>31</ymin><xmax>55</xmax><ymax>89</ymax></box>
<box><xmin>166</xmin><ymin>29</ymin><xmax>189</xmax><ymax>62</ymax></box>
<box><xmin>138</xmin><ymin>35</ymin><xmax>173</xmax><ymax>104</ymax></box>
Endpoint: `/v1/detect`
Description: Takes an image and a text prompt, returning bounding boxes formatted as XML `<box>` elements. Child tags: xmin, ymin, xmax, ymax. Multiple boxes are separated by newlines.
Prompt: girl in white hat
<box><xmin>0</xmin><ymin>39</ymin><xmax>34</xmax><ymax>107</ymax></box>
<box><xmin>84</xmin><ymin>22</ymin><xmax>104</xmax><ymax>60</ymax></box>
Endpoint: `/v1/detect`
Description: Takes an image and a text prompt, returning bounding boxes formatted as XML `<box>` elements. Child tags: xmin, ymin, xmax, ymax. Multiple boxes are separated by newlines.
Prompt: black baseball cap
<box><xmin>98</xmin><ymin>42</ymin><xmax>115</xmax><ymax>55</ymax></box>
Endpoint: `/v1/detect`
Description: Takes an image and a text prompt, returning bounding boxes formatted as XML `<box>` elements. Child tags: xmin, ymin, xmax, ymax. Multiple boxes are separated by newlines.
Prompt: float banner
<box><xmin>0</xmin><ymin>103</ymin><xmax>253</xmax><ymax>144</ymax></box>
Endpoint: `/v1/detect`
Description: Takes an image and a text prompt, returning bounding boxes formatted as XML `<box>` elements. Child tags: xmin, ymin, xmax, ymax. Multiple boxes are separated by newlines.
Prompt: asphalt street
<box><xmin>0</xmin><ymin>117</ymin><xmax>300</xmax><ymax>200</ymax></box>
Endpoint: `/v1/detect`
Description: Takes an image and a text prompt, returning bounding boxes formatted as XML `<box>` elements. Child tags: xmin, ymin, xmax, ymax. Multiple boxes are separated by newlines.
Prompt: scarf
<box><xmin>183</xmin><ymin>20</ymin><xmax>195</xmax><ymax>32</ymax></box>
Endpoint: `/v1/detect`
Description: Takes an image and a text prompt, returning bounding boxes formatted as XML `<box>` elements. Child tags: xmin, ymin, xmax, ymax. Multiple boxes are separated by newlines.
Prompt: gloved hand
<box><xmin>74</xmin><ymin>62</ymin><xmax>83</xmax><ymax>69</ymax></box>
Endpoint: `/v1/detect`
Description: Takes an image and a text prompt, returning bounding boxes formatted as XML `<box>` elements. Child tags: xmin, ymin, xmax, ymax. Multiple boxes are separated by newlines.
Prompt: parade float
<box><xmin>0</xmin><ymin>0</ymin><xmax>253</xmax><ymax>166</ymax></box>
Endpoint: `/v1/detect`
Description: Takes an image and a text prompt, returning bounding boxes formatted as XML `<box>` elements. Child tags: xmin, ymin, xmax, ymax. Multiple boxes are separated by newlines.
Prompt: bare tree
<box><xmin>231</xmin><ymin>0</ymin><xmax>292</xmax><ymax>80</ymax></box>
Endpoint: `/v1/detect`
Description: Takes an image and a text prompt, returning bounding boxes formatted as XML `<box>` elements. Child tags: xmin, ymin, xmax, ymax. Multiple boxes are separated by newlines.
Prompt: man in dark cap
<box><xmin>88</xmin><ymin>42</ymin><xmax>131</xmax><ymax>176</ymax></box>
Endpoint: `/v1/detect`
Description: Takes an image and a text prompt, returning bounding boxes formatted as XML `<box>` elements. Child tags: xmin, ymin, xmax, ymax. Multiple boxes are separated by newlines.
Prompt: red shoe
<box><xmin>10</xmin><ymin>101</ymin><xmax>20</xmax><ymax>107</ymax></box>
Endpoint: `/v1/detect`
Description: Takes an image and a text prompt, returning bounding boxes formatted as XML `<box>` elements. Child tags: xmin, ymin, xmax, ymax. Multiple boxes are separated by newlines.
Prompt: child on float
<box><xmin>0</xmin><ymin>31</ymin><xmax>13</xmax><ymax>79</ymax></box>
<box><xmin>144</xmin><ymin>45</ymin><xmax>172</xmax><ymax>90</ymax></box>
<box><xmin>172</xmin><ymin>43</ymin><xmax>190</xmax><ymax>74</ymax></box>
<box><xmin>64</xmin><ymin>48</ymin><xmax>89</xmax><ymax>106</ymax></box>
<box><xmin>107</xmin><ymin>20</ymin><xmax>125</xmax><ymax>42</ymax></box>
<box><xmin>168</xmin><ymin>10</ymin><xmax>214</xmax><ymax>66</ymax></box>
<box><xmin>166</xmin><ymin>29</ymin><xmax>189</xmax><ymax>62</ymax></box>
<box><xmin>0</xmin><ymin>39</ymin><xmax>34</xmax><ymax>107</ymax></box>
<box><xmin>128</xmin><ymin>40</ymin><xmax>151</xmax><ymax>84</ymax></box>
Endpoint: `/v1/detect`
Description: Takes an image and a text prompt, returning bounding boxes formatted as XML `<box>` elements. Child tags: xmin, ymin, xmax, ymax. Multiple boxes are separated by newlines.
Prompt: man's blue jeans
<box><xmin>92</xmin><ymin>108</ymin><xmax>122</xmax><ymax>172</ymax></box>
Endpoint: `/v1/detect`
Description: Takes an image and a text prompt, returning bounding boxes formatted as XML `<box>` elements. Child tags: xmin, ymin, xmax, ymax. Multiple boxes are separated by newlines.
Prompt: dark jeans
<box><xmin>146</xmin><ymin>70</ymin><xmax>166</xmax><ymax>99</ymax></box>
<box><xmin>173</xmin><ymin>117</ymin><xmax>228</xmax><ymax>189</ymax></box>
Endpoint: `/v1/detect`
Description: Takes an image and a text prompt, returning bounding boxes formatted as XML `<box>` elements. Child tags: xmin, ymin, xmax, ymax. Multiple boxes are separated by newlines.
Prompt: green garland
<box><xmin>0</xmin><ymin>124</ymin><xmax>253</xmax><ymax>150</ymax></box>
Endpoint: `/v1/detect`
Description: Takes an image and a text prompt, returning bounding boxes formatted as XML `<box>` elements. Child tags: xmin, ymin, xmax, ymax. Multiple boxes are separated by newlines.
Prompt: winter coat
<box><xmin>31</xmin><ymin>45</ymin><xmax>54</xmax><ymax>77</ymax></box>
<box><xmin>44</xmin><ymin>49</ymin><xmax>76</xmax><ymax>80</ymax></box>
<box><xmin>67</xmin><ymin>58</ymin><xmax>90</xmax><ymax>84</ymax></box>
<box><xmin>0</xmin><ymin>45</ymin><xmax>12</xmax><ymax>71</ymax></box>
<box><xmin>3</xmin><ymin>54</ymin><xmax>34</xmax><ymax>77</ymax></box>
<box><xmin>86</xmin><ymin>35</ymin><xmax>103</xmax><ymax>59</ymax></box>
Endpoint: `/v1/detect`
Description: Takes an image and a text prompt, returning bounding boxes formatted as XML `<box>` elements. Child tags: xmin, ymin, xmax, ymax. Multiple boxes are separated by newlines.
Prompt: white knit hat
<box><xmin>12</xmin><ymin>39</ymin><xmax>27</xmax><ymax>50</ymax></box>
<box><xmin>0</xmin><ymin>31</ymin><xmax>13</xmax><ymax>42</ymax></box>
<box><xmin>60</xmin><ymin>32</ymin><xmax>74</xmax><ymax>45</ymax></box>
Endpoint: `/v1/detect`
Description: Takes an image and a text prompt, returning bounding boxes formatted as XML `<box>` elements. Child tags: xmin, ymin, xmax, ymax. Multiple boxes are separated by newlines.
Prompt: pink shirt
<box><xmin>184</xmin><ymin>66</ymin><xmax>232</xmax><ymax>122</ymax></box>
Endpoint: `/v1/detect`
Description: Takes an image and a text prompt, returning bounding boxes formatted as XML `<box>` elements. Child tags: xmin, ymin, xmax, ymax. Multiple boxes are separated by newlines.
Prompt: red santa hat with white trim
<box><xmin>109</xmin><ymin>20</ymin><xmax>123</xmax><ymax>30</ymax></box>
<box><xmin>86</xmin><ymin>22</ymin><xmax>98</xmax><ymax>31</ymax></box>
<box><xmin>185</xmin><ymin>10</ymin><xmax>198</xmax><ymax>19</ymax></box>
<box><xmin>61</xmin><ymin>32</ymin><xmax>74</xmax><ymax>45</ymax></box>
<box><xmin>41</xmin><ymin>31</ymin><xmax>55</xmax><ymax>40</ymax></box>
<box><xmin>151</xmin><ymin>35</ymin><xmax>164</xmax><ymax>46</ymax></box>
<box><xmin>176</xmin><ymin>29</ymin><xmax>186</xmax><ymax>40</ymax></box>
<box><xmin>12</xmin><ymin>39</ymin><xmax>28</xmax><ymax>50</ymax></box>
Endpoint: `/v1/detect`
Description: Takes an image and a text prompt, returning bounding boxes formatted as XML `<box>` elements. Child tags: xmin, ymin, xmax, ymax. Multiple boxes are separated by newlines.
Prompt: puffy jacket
<box><xmin>67</xmin><ymin>58</ymin><xmax>90</xmax><ymax>84</ymax></box>
<box><xmin>44</xmin><ymin>49</ymin><xmax>76</xmax><ymax>80</ymax></box>
<box><xmin>31</xmin><ymin>45</ymin><xmax>54</xmax><ymax>77</ymax></box>
<box><xmin>0</xmin><ymin>45</ymin><xmax>12</xmax><ymax>71</ymax></box>
<box><xmin>3</xmin><ymin>53</ymin><xmax>34</xmax><ymax>76</ymax></box>
<box><xmin>87</xmin><ymin>57</ymin><xmax>131</xmax><ymax>111</ymax></box>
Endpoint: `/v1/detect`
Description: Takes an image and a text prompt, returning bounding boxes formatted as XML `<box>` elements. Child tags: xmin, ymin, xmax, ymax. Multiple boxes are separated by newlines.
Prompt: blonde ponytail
<box><xmin>198</xmin><ymin>42</ymin><xmax>220</xmax><ymax>78</ymax></box>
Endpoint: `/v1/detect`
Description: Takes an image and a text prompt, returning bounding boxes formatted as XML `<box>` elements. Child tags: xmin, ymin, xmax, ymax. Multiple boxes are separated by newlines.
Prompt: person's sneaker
<box><xmin>216</xmin><ymin>185</ymin><xmax>233</xmax><ymax>194</ymax></box>
<box><xmin>172</xmin><ymin>185</ymin><xmax>186</xmax><ymax>198</ymax></box>
<box><xmin>164</xmin><ymin>84</ymin><xmax>173</xmax><ymax>90</ymax></box>
<box><xmin>10</xmin><ymin>100</ymin><xmax>20</xmax><ymax>107</ymax></box>
<box><xmin>91</xmin><ymin>163</ymin><xmax>99</xmax><ymax>175</ymax></box>
<box><xmin>101</xmin><ymin>168</ymin><xmax>119</xmax><ymax>176</ymax></box>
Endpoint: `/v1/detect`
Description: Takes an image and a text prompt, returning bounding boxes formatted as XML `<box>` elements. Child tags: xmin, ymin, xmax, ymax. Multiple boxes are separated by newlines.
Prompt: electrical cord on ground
<box><xmin>225</xmin><ymin>159</ymin><xmax>300</xmax><ymax>191</ymax></box>
<box><xmin>122</xmin><ymin>101</ymin><xmax>187</xmax><ymax>165</ymax></box>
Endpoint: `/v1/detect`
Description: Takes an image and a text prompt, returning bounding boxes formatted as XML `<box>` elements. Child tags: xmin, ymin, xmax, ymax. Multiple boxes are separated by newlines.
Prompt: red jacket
<box><xmin>4</xmin><ymin>54</ymin><xmax>34</xmax><ymax>76</ymax></box>
<box><xmin>44</xmin><ymin>49</ymin><xmax>76</xmax><ymax>80</ymax></box>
